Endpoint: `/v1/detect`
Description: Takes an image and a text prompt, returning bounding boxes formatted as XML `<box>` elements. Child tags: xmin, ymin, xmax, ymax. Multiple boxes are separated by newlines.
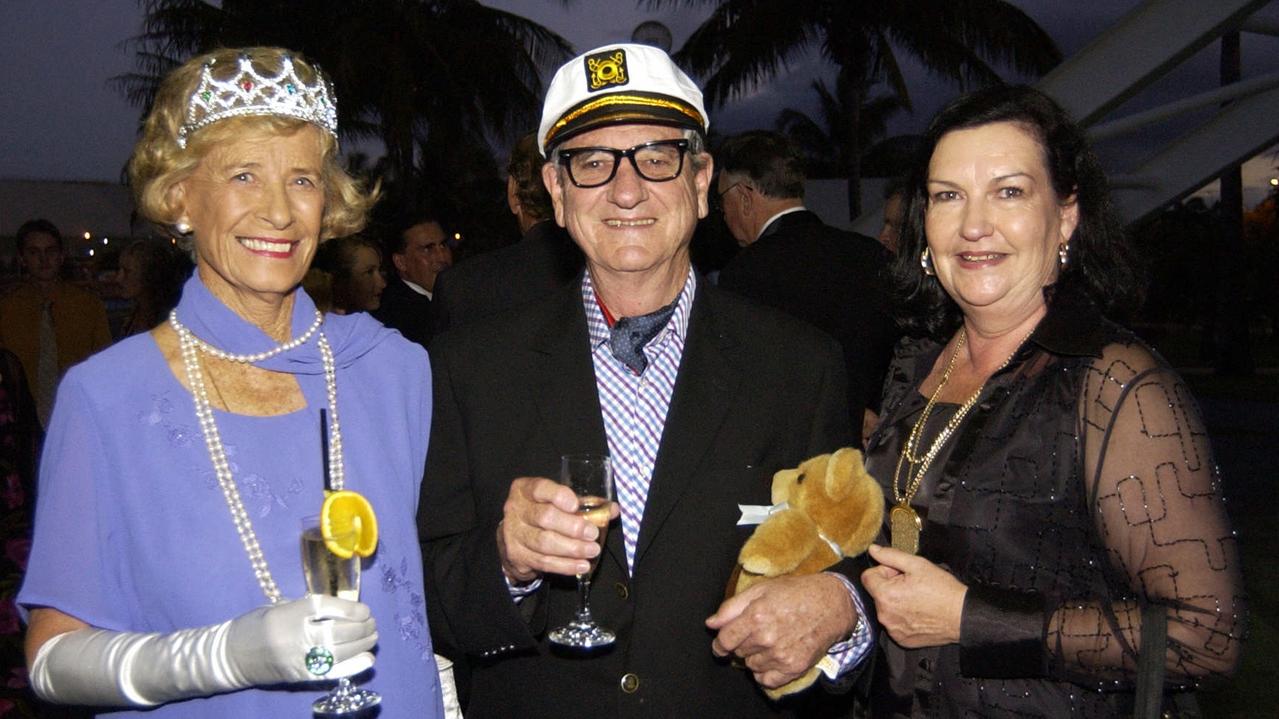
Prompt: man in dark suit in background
<box><xmin>431</xmin><ymin>133</ymin><xmax>582</xmax><ymax>334</ymax></box>
<box><xmin>420</xmin><ymin>44</ymin><xmax>874</xmax><ymax>719</ymax></box>
<box><xmin>716</xmin><ymin>132</ymin><xmax>897</xmax><ymax>445</ymax></box>
<box><xmin>372</xmin><ymin>214</ymin><xmax>453</xmax><ymax>348</ymax></box>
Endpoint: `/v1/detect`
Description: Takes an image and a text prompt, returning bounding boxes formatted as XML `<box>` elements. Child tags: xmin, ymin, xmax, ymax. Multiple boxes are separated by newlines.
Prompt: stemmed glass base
<box><xmin>548</xmin><ymin>454</ymin><xmax>616</xmax><ymax>650</ymax></box>
<box><xmin>312</xmin><ymin>677</ymin><xmax>382</xmax><ymax>717</ymax></box>
<box><xmin>548</xmin><ymin>617</ymin><xmax>616</xmax><ymax>649</ymax></box>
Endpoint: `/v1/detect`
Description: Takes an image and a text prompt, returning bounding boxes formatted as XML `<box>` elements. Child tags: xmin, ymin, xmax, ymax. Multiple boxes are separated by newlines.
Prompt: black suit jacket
<box><xmin>371</xmin><ymin>278</ymin><xmax>435</xmax><ymax>349</ymax></box>
<box><xmin>717</xmin><ymin>210</ymin><xmax>898</xmax><ymax>444</ymax></box>
<box><xmin>431</xmin><ymin>220</ymin><xmax>582</xmax><ymax>334</ymax></box>
<box><xmin>420</xmin><ymin>278</ymin><xmax>868</xmax><ymax>718</ymax></box>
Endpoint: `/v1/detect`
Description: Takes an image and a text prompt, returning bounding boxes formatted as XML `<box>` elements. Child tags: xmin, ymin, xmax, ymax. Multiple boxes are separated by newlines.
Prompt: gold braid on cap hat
<box><xmin>545</xmin><ymin>93</ymin><xmax>704</xmax><ymax>148</ymax></box>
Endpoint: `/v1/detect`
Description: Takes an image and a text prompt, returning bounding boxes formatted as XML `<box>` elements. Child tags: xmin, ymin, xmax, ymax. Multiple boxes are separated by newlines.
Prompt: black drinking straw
<box><xmin>320</xmin><ymin>408</ymin><xmax>333</xmax><ymax>492</ymax></box>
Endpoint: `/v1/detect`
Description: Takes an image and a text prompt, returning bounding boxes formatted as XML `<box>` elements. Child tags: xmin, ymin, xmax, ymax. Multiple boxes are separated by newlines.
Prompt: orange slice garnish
<box><xmin>320</xmin><ymin>490</ymin><xmax>379</xmax><ymax>559</ymax></box>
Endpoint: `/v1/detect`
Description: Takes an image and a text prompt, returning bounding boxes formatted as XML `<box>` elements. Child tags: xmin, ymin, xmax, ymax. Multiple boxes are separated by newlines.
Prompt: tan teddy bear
<box><xmin>726</xmin><ymin>447</ymin><xmax>884</xmax><ymax>700</ymax></box>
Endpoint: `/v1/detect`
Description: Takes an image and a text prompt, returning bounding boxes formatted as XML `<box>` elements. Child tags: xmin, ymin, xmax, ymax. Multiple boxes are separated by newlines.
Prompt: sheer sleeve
<box><xmin>1049</xmin><ymin>341</ymin><xmax>1246</xmax><ymax>685</ymax></box>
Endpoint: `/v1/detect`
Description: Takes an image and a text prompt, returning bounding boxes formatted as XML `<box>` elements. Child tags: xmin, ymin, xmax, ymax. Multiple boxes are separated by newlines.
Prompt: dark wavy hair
<box><xmin>715</xmin><ymin>130</ymin><xmax>808</xmax><ymax>199</ymax></box>
<box><xmin>507</xmin><ymin>132</ymin><xmax>554</xmax><ymax>223</ymax></box>
<box><xmin>120</xmin><ymin>238</ymin><xmax>189</xmax><ymax>332</ymax></box>
<box><xmin>16</xmin><ymin>218</ymin><xmax>62</xmax><ymax>251</ymax></box>
<box><xmin>891</xmin><ymin>85</ymin><xmax>1141</xmax><ymax>338</ymax></box>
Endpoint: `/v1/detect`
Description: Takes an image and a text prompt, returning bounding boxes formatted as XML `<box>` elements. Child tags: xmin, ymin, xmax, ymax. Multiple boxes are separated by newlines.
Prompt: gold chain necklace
<box><xmin>889</xmin><ymin>326</ymin><xmax>1032</xmax><ymax>554</ymax></box>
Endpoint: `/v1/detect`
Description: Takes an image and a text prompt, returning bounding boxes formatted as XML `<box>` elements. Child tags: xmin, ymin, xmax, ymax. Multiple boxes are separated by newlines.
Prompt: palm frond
<box><xmin>674</xmin><ymin>0</ymin><xmax>824</xmax><ymax>107</ymax></box>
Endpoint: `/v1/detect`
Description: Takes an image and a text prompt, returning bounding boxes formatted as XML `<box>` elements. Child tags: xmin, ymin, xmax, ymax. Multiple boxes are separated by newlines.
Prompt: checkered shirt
<box><xmin>582</xmin><ymin>270</ymin><xmax>694</xmax><ymax>575</ymax></box>
<box><xmin>577</xmin><ymin>270</ymin><xmax>873</xmax><ymax>676</ymax></box>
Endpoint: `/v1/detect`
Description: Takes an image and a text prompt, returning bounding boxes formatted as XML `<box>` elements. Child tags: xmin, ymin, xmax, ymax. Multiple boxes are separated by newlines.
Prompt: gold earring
<box><xmin>920</xmin><ymin>247</ymin><xmax>936</xmax><ymax>276</ymax></box>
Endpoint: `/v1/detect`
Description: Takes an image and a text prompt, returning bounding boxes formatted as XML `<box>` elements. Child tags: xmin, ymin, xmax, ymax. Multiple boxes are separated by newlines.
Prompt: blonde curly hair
<box><xmin>127</xmin><ymin>46</ymin><xmax>375</xmax><ymax>241</ymax></box>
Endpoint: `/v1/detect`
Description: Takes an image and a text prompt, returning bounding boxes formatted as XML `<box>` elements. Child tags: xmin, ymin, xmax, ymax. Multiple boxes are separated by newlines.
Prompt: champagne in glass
<box><xmin>301</xmin><ymin>524</ymin><xmax>360</xmax><ymax>600</ymax></box>
<box><xmin>548</xmin><ymin>454</ymin><xmax>616</xmax><ymax>649</ymax></box>
<box><xmin>577</xmin><ymin>500</ymin><xmax>611</xmax><ymax>576</ymax></box>
<box><xmin>300</xmin><ymin>515</ymin><xmax>380</xmax><ymax>717</ymax></box>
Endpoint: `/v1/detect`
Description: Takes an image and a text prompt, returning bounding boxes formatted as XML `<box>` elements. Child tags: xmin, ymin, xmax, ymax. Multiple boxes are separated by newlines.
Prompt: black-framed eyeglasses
<box><xmin>711</xmin><ymin>180</ymin><xmax>748</xmax><ymax>213</ymax></box>
<box><xmin>557</xmin><ymin>139</ymin><xmax>691</xmax><ymax>188</ymax></box>
<box><xmin>717</xmin><ymin>181</ymin><xmax>744</xmax><ymax>200</ymax></box>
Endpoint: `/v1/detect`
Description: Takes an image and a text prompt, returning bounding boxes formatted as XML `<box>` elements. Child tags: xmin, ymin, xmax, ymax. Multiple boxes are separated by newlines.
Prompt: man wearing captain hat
<box><xmin>419</xmin><ymin>43</ymin><xmax>873</xmax><ymax>717</ymax></box>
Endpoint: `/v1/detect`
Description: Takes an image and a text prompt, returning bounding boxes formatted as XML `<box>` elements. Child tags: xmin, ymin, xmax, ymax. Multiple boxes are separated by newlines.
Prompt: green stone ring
<box><xmin>305</xmin><ymin>646</ymin><xmax>335</xmax><ymax>676</ymax></box>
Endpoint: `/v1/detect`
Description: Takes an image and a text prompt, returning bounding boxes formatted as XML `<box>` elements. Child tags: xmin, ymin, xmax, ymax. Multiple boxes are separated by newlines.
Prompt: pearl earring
<box><xmin>174</xmin><ymin>220</ymin><xmax>192</xmax><ymax>236</ymax></box>
<box><xmin>1058</xmin><ymin>242</ymin><xmax>1070</xmax><ymax>268</ymax></box>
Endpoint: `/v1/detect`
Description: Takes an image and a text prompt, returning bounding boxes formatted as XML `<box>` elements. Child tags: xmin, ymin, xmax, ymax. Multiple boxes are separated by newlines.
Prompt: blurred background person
<box><xmin>860</xmin><ymin>85</ymin><xmax>1244</xmax><ymax>717</ymax></box>
<box><xmin>115</xmin><ymin>238</ymin><xmax>190</xmax><ymax>338</ymax></box>
<box><xmin>877</xmin><ymin>176</ymin><xmax>906</xmax><ymax>255</ymax></box>
<box><xmin>371</xmin><ymin>214</ymin><xmax>452</xmax><ymax>348</ymax></box>
<box><xmin>312</xmin><ymin>234</ymin><xmax>388</xmax><ymax>315</ymax></box>
<box><xmin>300</xmin><ymin>268</ymin><xmax>334</xmax><ymax>314</ymax></box>
<box><xmin>0</xmin><ymin>220</ymin><xmax>111</xmax><ymax>427</ymax></box>
<box><xmin>17</xmin><ymin>46</ymin><xmax>445</xmax><ymax>718</ymax></box>
<box><xmin>431</xmin><ymin>132</ymin><xmax>581</xmax><ymax>334</ymax></box>
<box><xmin>715</xmin><ymin>130</ymin><xmax>897</xmax><ymax>446</ymax></box>
<box><xmin>0</xmin><ymin>348</ymin><xmax>41</xmax><ymax>718</ymax></box>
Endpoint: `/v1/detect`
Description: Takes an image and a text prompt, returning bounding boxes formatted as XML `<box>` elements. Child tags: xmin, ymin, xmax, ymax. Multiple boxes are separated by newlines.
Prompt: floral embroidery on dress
<box><xmin>240</xmin><ymin>473</ymin><xmax>303</xmax><ymax>518</ymax></box>
<box><xmin>137</xmin><ymin>392</ymin><xmax>195</xmax><ymax>449</ymax></box>
<box><xmin>142</xmin><ymin>393</ymin><xmax>302</xmax><ymax>517</ymax></box>
<box><xmin>372</xmin><ymin>550</ymin><xmax>431</xmax><ymax>662</ymax></box>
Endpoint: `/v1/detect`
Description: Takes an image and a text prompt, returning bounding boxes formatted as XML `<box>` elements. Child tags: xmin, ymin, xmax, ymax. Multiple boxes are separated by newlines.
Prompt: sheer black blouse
<box><xmin>864</xmin><ymin>289</ymin><xmax>1245</xmax><ymax>717</ymax></box>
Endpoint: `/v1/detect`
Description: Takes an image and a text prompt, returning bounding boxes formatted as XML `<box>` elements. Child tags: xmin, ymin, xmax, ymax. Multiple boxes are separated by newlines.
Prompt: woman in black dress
<box><xmin>860</xmin><ymin>86</ymin><xmax>1244</xmax><ymax>717</ymax></box>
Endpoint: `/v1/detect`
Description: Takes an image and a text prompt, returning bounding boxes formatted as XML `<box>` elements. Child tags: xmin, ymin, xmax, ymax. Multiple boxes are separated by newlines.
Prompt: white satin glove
<box><xmin>30</xmin><ymin>595</ymin><xmax>377</xmax><ymax>707</ymax></box>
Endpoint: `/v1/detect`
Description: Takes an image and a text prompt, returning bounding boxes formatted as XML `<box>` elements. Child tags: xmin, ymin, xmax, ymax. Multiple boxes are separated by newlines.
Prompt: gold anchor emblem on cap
<box><xmin>586</xmin><ymin>50</ymin><xmax>627</xmax><ymax>91</ymax></box>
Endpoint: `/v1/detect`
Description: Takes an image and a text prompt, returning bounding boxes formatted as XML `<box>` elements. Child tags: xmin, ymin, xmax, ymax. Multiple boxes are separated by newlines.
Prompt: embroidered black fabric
<box><xmin>864</xmin><ymin>289</ymin><xmax>1246</xmax><ymax>717</ymax></box>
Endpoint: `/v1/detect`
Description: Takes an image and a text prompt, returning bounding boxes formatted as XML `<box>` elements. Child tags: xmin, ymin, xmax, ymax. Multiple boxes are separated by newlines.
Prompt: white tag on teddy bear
<box><xmin>736</xmin><ymin>501</ymin><xmax>789</xmax><ymax>526</ymax></box>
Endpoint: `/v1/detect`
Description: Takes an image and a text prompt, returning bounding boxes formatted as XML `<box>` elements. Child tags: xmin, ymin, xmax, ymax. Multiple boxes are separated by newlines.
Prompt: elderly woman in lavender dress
<box><xmin>18</xmin><ymin>47</ymin><xmax>448</xmax><ymax>718</ymax></box>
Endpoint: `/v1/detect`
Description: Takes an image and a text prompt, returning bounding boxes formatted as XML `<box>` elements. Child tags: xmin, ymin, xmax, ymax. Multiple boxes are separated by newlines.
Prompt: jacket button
<box><xmin>615</xmin><ymin>581</ymin><xmax>629</xmax><ymax>599</ymax></box>
<box><xmin>620</xmin><ymin>673</ymin><xmax>640</xmax><ymax>693</ymax></box>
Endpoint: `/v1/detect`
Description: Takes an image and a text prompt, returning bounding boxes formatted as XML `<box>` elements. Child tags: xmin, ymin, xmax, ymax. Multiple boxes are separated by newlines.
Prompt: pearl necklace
<box><xmin>169</xmin><ymin>310</ymin><xmax>345</xmax><ymax>604</ymax></box>
<box><xmin>173</xmin><ymin>308</ymin><xmax>324</xmax><ymax>363</ymax></box>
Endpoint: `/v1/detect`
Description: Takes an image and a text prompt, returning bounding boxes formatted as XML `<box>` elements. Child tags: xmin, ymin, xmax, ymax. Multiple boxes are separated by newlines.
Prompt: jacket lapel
<box><xmin>526</xmin><ymin>285</ymin><xmax>623</xmax><ymax>571</ymax></box>
<box><xmin>528</xmin><ymin>286</ymin><xmax>609</xmax><ymax>459</ymax></box>
<box><xmin>634</xmin><ymin>287</ymin><xmax>742</xmax><ymax>566</ymax></box>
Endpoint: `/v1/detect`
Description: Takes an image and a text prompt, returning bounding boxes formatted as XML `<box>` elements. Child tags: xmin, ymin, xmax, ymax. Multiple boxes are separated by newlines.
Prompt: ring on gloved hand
<box><xmin>305</xmin><ymin>646</ymin><xmax>335</xmax><ymax>676</ymax></box>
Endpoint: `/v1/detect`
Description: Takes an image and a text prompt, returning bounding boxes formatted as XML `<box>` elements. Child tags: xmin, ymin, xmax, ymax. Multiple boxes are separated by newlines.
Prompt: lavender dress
<box><xmin>19</xmin><ymin>276</ymin><xmax>444</xmax><ymax>718</ymax></box>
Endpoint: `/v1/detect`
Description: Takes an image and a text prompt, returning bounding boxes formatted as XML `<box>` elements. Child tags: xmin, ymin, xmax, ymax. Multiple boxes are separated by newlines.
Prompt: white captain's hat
<box><xmin>538</xmin><ymin>43</ymin><xmax>708</xmax><ymax>156</ymax></box>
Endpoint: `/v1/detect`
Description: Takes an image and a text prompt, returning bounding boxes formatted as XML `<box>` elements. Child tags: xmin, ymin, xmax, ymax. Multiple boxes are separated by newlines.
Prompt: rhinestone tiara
<box><xmin>177</xmin><ymin>53</ymin><xmax>338</xmax><ymax>148</ymax></box>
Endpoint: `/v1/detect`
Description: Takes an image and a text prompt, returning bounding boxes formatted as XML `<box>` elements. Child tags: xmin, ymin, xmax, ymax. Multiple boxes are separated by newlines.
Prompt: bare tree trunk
<box><xmin>840</xmin><ymin>69</ymin><xmax>868</xmax><ymax>223</ymax></box>
<box><xmin>846</xmin><ymin>103</ymin><xmax>863</xmax><ymax>223</ymax></box>
<box><xmin>1214</xmin><ymin>31</ymin><xmax>1254</xmax><ymax>376</ymax></box>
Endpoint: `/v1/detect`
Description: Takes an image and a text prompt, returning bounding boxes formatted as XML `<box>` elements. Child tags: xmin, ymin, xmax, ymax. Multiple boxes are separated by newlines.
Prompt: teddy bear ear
<box><xmin>771</xmin><ymin>468</ymin><xmax>798</xmax><ymax>505</ymax></box>
<box><xmin>823</xmin><ymin>447</ymin><xmax>864</xmax><ymax>501</ymax></box>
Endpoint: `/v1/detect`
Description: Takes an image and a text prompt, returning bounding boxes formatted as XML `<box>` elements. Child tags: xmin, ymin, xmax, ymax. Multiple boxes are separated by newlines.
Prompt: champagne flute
<box><xmin>547</xmin><ymin>454</ymin><xmax>616</xmax><ymax>649</ymax></box>
<box><xmin>301</xmin><ymin>515</ymin><xmax>381</xmax><ymax>716</ymax></box>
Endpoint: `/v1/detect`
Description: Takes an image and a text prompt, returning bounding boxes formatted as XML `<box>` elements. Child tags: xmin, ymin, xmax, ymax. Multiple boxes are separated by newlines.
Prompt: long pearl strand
<box><xmin>171</xmin><ymin>308</ymin><xmax>324</xmax><ymax>363</ymax></box>
<box><xmin>170</xmin><ymin>311</ymin><xmax>345</xmax><ymax>604</ymax></box>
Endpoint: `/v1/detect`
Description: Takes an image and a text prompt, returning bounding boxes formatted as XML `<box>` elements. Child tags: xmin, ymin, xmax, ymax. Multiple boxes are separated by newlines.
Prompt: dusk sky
<box><xmin>3</xmin><ymin>0</ymin><xmax>1277</xmax><ymax>199</ymax></box>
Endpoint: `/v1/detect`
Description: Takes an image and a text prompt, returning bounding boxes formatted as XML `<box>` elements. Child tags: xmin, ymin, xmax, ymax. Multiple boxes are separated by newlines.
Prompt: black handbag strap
<box><xmin>1133</xmin><ymin>602</ymin><xmax>1167</xmax><ymax>719</ymax></box>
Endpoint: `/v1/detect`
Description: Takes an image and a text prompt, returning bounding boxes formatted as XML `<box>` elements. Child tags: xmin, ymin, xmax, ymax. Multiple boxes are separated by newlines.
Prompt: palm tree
<box><xmin>115</xmin><ymin>0</ymin><xmax>572</xmax><ymax>207</ymax></box>
<box><xmin>775</xmin><ymin>73</ymin><xmax>902</xmax><ymax>179</ymax></box>
<box><xmin>650</xmin><ymin>0</ymin><xmax>1061</xmax><ymax>218</ymax></box>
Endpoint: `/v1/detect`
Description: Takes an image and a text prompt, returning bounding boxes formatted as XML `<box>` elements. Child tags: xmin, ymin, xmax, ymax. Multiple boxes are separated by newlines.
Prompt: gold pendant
<box><xmin>890</xmin><ymin>503</ymin><xmax>921</xmax><ymax>555</ymax></box>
